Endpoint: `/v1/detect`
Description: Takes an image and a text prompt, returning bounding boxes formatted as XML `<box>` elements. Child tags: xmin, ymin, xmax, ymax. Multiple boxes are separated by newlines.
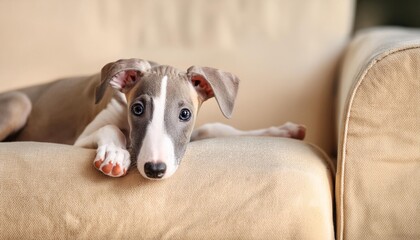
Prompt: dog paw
<box><xmin>93</xmin><ymin>143</ymin><xmax>131</xmax><ymax>177</ymax></box>
<box><xmin>267</xmin><ymin>122</ymin><xmax>306</xmax><ymax>140</ymax></box>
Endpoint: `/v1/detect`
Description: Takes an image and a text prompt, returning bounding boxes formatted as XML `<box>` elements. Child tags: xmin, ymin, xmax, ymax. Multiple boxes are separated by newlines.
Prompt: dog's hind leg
<box><xmin>191</xmin><ymin>122</ymin><xmax>306</xmax><ymax>141</ymax></box>
<box><xmin>0</xmin><ymin>92</ymin><xmax>32</xmax><ymax>141</ymax></box>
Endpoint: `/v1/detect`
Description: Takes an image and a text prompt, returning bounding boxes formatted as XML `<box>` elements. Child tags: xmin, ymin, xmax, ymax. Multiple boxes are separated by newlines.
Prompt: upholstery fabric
<box><xmin>0</xmin><ymin>137</ymin><xmax>334</xmax><ymax>239</ymax></box>
<box><xmin>0</xmin><ymin>0</ymin><xmax>354</xmax><ymax>154</ymax></box>
<box><xmin>336</xmin><ymin>27</ymin><xmax>420</xmax><ymax>240</ymax></box>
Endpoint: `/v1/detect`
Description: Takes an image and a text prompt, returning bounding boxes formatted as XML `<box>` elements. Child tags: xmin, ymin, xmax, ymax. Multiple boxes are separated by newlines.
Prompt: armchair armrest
<box><xmin>336</xmin><ymin>27</ymin><xmax>420</xmax><ymax>240</ymax></box>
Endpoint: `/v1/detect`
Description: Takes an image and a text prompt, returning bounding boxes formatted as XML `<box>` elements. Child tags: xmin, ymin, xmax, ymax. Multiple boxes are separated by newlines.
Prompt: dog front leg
<box><xmin>75</xmin><ymin>125</ymin><xmax>130</xmax><ymax>177</ymax></box>
<box><xmin>191</xmin><ymin>122</ymin><xmax>306</xmax><ymax>141</ymax></box>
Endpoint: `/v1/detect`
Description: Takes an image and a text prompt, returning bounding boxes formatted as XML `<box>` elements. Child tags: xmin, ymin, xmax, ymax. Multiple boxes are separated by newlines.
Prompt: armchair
<box><xmin>0</xmin><ymin>1</ymin><xmax>418</xmax><ymax>239</ymax></box>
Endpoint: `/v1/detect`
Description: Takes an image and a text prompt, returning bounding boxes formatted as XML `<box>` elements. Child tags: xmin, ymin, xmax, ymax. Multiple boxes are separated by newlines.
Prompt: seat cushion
<box><xmin>0</xmin><ymin>137</ymin><xmax>334</xmax><ymax>239</ymax></box>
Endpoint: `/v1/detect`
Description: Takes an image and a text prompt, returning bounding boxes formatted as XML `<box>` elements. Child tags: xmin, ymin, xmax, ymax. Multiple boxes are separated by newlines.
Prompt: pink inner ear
<box><xmin>192</xmin><ymin>79</ymin><xmax>201</xmax><ymax>87</ymax></box>
<box><xmin>191</xmin><ymin>75</ymin><xmax>214</xmax><ymax>98</ymax></box>
<box><xmin>110</xmin><ymin>70</ymin><xmax>138</xmax><ymax>91</ymax></box>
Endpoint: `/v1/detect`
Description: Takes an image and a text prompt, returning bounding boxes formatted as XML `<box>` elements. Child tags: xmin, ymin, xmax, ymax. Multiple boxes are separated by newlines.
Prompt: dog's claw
<box><xmin>94</xmin><ymin>144</ymin><xmax>131</xmax><ymax>177</ymax></box>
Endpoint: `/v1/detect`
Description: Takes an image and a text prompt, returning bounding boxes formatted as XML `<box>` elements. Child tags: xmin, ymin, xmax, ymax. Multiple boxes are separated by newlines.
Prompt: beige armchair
<box><xmin>0</xmin><ymin>1</ymin><xmax>418</xmax><ymax>239</ymax></box>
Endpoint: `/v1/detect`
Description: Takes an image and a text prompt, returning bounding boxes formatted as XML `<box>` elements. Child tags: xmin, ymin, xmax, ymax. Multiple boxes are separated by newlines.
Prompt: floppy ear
<box><xmin>187</xmin><ymin>66</ymin><xmax>240</xmax><ymax>118</ymax></box>
<box><xmin>95</xmin><ymin>58</ymin><xmax>152</xmax><ymax>104</ymax></box>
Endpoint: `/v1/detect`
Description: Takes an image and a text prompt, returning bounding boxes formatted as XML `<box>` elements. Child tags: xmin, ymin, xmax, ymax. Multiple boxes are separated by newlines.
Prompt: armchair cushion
<box><xmin>0</xmin><ymin>137</ymin><xmax>334</xmax><ymax>239</ymax></box>
<box><xmin>336</xmin><ymin>27</ymin><xmax>420</xmax><ymax>239</ymax></box>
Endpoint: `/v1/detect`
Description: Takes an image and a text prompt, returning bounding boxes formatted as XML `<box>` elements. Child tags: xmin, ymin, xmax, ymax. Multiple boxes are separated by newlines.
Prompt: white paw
<box><xmin>266</xmin><ymin>122</ymin><xmax>306</xmax><ymax>140</ymax></box>
<box><xmin>93</xmin><ymin>143</ymin><xmax>131</xmax><ymax>177</ymax></box>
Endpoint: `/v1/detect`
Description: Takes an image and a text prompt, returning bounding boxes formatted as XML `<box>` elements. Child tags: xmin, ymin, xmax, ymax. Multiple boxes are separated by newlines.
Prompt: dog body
<box><xmin>2</xmin><ymin>75</ymin><xmax>105</xmax><ymax>144</ymax></box>
<box><xmin>0</xmin><ymin>59</ymin><xmax>305</xmax><ymax>180</ymax></box>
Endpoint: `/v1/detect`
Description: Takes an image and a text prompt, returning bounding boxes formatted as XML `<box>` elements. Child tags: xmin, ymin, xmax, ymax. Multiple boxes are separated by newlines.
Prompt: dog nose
<box><xmin>144</xmin><ymin>162</ymin><xmax>167</xmax><ymax>179</ymax></box>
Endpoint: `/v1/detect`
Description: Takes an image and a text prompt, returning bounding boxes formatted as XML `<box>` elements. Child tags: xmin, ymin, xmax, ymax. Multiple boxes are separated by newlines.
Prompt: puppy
<box><xmin>0</xmin><ymin>58</ymin><xmax>305</xmax><ymax>180</ymax></box>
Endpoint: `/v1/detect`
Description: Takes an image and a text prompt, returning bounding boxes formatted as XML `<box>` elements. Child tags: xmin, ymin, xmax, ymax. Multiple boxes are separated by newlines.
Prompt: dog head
<box><xmin>96</xmin><ymin>59</ymin><xmax>240</xmax><ymax>180</ymax></box>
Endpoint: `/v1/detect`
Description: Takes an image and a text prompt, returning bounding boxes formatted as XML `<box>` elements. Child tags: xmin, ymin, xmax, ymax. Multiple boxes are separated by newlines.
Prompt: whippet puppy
<box><xmin>0</xmin><ymin>59</ymin><xmax>305</xmax><ymax>180</ymax></box>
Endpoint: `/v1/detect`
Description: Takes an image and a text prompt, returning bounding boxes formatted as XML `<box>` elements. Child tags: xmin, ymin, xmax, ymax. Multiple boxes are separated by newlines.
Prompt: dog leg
<box><xmin>75</xmin><ymin>125</ymin><xmax>130</xmax><ymax>177</ymax></box>
<box><xmin>0</xmin><ymin>92</ymin><xmax>32</xmax><ymax>141</ymax></box>
<box><xmin>191</xmin><ymin>122</ymin><xmax>306</xmax><ymax>141</ymax></box>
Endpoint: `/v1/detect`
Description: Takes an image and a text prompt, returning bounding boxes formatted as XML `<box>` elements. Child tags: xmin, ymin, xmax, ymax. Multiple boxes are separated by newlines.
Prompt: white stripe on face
<box><xmin>137</xmin><ymin>75</ymin><xmax>177</xmax><ymax>179</ymax></box>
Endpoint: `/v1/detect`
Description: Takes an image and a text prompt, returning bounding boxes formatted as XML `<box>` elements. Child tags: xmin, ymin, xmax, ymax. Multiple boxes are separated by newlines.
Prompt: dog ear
<box><xmin>187</xmin><ymin>66</ymin><xmax>240</xmax><ymax>118</ymax></box>
<box><xmin>95</xmin><ymin>59</ymin><xmax>153</xmax><ymax>104</ymax></box>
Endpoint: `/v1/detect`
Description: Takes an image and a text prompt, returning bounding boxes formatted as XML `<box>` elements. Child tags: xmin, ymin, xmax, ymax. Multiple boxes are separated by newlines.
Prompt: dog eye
<box><xmin>179</xmin><ymin>108</ymin><xmax>191</xmax><ymax>122</ymax></box>
<box><xmin>131</xmin><ymin>103</ymin><xmax>144</xmax><ymax>116</ymax></box>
